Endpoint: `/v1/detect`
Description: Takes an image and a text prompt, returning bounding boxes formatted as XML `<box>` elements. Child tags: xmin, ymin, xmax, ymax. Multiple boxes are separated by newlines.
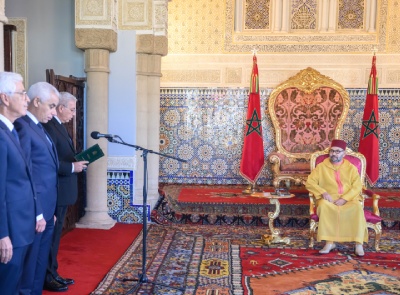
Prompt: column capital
<box><xmin>0</xmin><ymin>0</ymin><xmax>7</xmax><ymax>23</ymax></box>
<box><xmin>75</xmin><ymin>28</ymin><xmax>117</xmax><ymax>52</ymax></box>
<box><xmin>84</xmin><ymin>49</ymin><xmax>110</xmax><ymax>73</ymax></box>
<box><xmin>136</xmin><ymin>34</ymin><xmax>168</xmax><ymax>56</ymax></box>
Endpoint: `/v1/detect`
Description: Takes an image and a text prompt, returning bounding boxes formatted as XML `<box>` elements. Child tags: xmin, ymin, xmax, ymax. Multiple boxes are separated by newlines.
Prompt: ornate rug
<box><xmin>91</xmin><ymin>224</ymin><xmax>400</xmax><ymax>295</ymax></box>
<box><xmin>151</xmin><ymin>185</ymin><xmax>400</xmax><ymax>230</ymax></box>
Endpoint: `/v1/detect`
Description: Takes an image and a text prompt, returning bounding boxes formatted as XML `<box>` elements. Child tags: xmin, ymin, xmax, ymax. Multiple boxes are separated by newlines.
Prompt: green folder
<box><xmin>75</xmin><ymin>144</ymin><xmax>104</xmax><ymax>164</ymax></box>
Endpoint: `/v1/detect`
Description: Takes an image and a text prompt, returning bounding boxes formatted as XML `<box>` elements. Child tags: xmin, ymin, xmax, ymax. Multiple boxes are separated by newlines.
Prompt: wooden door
<box><xmin>3</xmin><ymin>24</ymin><xmax>17</xmax><ymax>71</ymax></box>
<box><xmin>46</xmin><ymin>69</ymin><xmax>86</xmax><ymax>235</ymax></box>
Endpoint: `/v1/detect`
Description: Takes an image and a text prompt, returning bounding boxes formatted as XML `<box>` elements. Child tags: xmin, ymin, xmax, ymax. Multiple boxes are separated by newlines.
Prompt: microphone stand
<box><xmin>104</xmin><ymin>136</ymin><xmax>186</xmax><ymax>294</ymax></box>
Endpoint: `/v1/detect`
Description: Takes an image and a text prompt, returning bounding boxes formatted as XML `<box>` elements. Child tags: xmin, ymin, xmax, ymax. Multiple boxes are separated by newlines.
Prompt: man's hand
<box><xmin>0</xmin><ymin>237</ymin><xmax>13</xmax><ymax>264</ymax></box>
<box><xmin>36</xmin><ymin>218</ymin><xmax>46</xmax><ymax>233</ymax></box>
<box><xmin>322</xmin><ymin>192</ymin><xmax>333</xmax><ymax>202</ymax></box>
<box><xmin>73</xmin><ymin>161</ymin><xmax>89</xmax><ymax>173</ymax></box>
<box><xmin>334</xmin><ymin>198</ymin><xmax>347</xmax><ymax>206</ymax></box>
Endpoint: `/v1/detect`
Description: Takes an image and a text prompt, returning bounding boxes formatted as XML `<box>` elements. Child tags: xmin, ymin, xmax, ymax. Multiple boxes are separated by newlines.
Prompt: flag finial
<box><xmin>252</xmin><ymin>48</ymin><xmax>258</xmax><ymax>56</ymax></box>
<box><xmin>373</xmin><ymin>46</ymin><xmax>378</xmax><ymax>56</ymax></box>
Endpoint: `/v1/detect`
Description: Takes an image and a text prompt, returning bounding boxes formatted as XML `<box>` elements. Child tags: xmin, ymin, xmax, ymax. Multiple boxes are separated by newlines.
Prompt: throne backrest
<box><xmin>311</xmin><ymin>147</ymin><xmax>366</xmax><ymax>185</ymax></box>
<box><xmin>268</xmin><ymin>67</ymin><xmax>350</xmax><ymax>160</ymax></box>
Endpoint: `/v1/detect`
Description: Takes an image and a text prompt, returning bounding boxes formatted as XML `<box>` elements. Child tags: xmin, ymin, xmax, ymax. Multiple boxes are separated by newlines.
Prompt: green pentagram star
<box><xmin>246</xmin><ymin>109</ymin><xmax>262</xmax><ymax>136</ymax></box>
<box><xmin>362</xmin><ymin>110</ymin><xmax>379</xmax><ymax>139</ymax></box>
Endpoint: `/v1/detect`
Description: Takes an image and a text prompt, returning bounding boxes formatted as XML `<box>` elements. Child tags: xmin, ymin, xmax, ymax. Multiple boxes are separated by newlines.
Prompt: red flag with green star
<box><xmin>240</xmin><ymin>54</ymin><xmax>265</xmax><ymax>184</ymax></box>
<box><xmin>358</xmin><ymin>55</ymin><xmax>380</xmax><ymax>186</ymax></box>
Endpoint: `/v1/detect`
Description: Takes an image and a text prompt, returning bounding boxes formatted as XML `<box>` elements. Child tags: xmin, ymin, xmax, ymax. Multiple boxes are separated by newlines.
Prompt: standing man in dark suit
<box><xmin>43</xmin><ymin>92</ymin><xmax>88</xmax><ymax>291</ymax></box>
<box><xmin>15</xmin><ymin>82</ymin><xmax>61</xmax><ymax>294</ymax></box>
<box><xmin>0</xmin><ymin>72</ymin><xmax>38</xmax><ymax>294</ymax></box>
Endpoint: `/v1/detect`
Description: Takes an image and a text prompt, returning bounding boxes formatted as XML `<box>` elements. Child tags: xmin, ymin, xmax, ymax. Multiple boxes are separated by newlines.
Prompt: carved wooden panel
<box><xmin>46</xmin><ymin>69</ymin><xmax>86</xmax><ymax>235</ymax></box>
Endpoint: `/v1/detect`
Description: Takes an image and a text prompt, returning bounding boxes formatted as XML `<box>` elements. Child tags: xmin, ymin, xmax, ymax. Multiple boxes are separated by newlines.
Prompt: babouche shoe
<box><xmin>319</xmin><ymin>243</ymin><xmax>336</xmax><ymax>254</ymax></box>
<box><xmin>355</xmin><ymin>243</ymin><xmax>365</xmax><ymax>256</ymax></box>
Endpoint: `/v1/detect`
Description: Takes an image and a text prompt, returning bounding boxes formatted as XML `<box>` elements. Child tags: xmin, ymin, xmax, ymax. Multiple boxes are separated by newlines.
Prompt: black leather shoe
<box><xmin>54</xmin><ymin>275</ymin><xmax>75</xmax><ymax>285</ymax></box>
<box><xmin>43</xmin><ymin>279</ymin><xmax>68</xmax><ymax>292</ymax></box>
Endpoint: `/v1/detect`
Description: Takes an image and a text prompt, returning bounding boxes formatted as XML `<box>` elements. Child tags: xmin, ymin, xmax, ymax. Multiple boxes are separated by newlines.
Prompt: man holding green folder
<box><xmin>43</xmin><ymin>92</ymin><xmax>88</xmax><ymax>292</ymax></box>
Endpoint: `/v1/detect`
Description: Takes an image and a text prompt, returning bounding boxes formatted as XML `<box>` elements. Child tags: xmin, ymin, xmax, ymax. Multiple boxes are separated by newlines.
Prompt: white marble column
<box><xmin>75</xmin><ymin>49</ymin><xmax>116</xmax><ymax>229</ymax></box>
<box><xmin>273</xmin><ymin>0</ymin><xmax>283</xmax><ymax>32</ymax></box>
<box><xmin>135</xmin><ymin>35</ymin><xmax>167</xmax><ymax>210</ymax></box>
<box><xmin>368</xmin><ymin>0</ymin><xmax>377</xmax><ymax>33</ymax></box>
<box><xmin>234</xmin><ymin>0</ymin><xmax>243</xmax><ymax>32</ymax></box>
<box><xmin>328</xmin><ymin>0</ymin><xmax>337</xmax><ymax>32</ymax></box>
<box><xmin>75</xmin><ymin>27</ymin><xmax>118</xmax><ymax>229</ymax></box>
<box><xmin>319</xmin><ymin>0</ymin><xmax>329</xmax><ymax>32</ymax></box>
<box><xmin>281</xmin><ymin>0</ymin><xmax>290</xmax><ymax>33</ymax></box>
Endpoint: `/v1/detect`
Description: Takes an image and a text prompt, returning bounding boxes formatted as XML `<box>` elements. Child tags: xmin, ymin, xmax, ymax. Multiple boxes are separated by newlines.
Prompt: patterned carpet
<box><xmin>91</xmin><ymin>224</ymin><xmax>400</xmax><ymax>295</ymax></box>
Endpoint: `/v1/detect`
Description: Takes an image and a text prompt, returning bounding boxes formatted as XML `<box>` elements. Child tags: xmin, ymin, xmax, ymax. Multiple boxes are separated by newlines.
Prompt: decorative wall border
<box><xmin>224</xmin><ymin>0</ymin><xmax>387</xmax><ymax>53</ymax></box>
<box><xmin>107</xmin><ymin>155</ymin><xmax>137</xmax><ymax>170</ymax></box>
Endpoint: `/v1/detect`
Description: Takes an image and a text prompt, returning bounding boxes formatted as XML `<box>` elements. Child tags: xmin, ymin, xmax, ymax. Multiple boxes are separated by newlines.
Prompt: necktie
<box><xmin>61</xmin><ymin>123</ymin><xmax>72</xmax><ymax>143</ymax></box>
<box><xmin>37</xmin><ymin>122</ymin><xmax>52</xmax><ymax>145</ymax></box>
<box><xmin>11</xmin><ymin>128</ymin><xmax>20</xmax><ymax>144</ymax></box>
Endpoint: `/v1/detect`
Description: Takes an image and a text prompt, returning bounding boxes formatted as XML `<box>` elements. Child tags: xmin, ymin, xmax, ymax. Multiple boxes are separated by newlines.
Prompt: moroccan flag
<box><xmin>358</xmin><ymin>55</ymin><xmax>380</xmax><ymax>186</ymax></box>
<box><xmin>240</xmin><ymin>55</ymin><xmax>265</xmax><ymax>184</ymax></box>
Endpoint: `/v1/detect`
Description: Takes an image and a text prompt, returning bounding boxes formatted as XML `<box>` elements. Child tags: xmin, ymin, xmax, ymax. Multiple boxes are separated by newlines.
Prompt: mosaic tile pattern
<box><xmin>245</xmin><ymin>0</ymin><xmax>271</xmax><ymax>30</ymax></box>
<box><xmin>291</xmin><ymin>0</ymin><xmax>317</xmax><ymax>30</ymax></box>
<box><xmin>338</xmin><ymin>0</ymin><xmax>364</xmax><ymax>30</ymax></box>
<box><xmin>160</xmin><ymin>88</ymin><xmax>400</xmax><ymax>188</ymax></box>
<box><xmin>107</xmin><ymin>170</ymin><xmax>150</xmax><ymax>223</ymax></box>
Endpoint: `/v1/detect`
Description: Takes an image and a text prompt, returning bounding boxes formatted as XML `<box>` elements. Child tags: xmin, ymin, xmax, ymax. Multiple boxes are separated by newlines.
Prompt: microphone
<box><xmin>91</xmin><ymin>131</ymin><xmax>115</xmax><ymax>139</ymax></box>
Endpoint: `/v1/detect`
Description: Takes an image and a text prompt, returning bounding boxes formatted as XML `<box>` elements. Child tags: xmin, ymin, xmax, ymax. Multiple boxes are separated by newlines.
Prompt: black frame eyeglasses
<box><xmin>329</xmin><ymin>149</ymin><xmax>344</xmax><ymax>155</ymax></box>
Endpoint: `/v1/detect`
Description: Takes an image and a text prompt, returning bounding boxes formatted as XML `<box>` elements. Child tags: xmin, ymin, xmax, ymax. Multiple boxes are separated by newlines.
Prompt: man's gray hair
<box><xmin>59</xmin><ymin>92</ymin><xmax>77</xmax><ymax>107</ymax></box>
<box><xmin>27</xmin><ymin>82</ymin><xmax>60</xmax><ymax>104</ymax></box>
<box><xmin>0</xmin><ymin>72</ymin><xmax>23</xmax><ymax>94</ymax></box>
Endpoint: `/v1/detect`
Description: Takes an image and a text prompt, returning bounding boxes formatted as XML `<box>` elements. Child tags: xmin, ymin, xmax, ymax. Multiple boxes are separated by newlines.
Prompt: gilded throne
<box><xmin>268</xmin><ymin>68</ymin><xmax>350</xmax><ymax>188</ymax></box>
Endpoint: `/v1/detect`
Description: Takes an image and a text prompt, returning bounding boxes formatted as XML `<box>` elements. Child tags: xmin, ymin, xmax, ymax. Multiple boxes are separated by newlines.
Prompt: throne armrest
<box><xmin>268</xmin><ymin>152</ymin><xmax>286</xmax><ymax>174</ymax></box>
<box><xmin>309</xmin><ymin>193</ymin><xmax>317</xmax><ymax>216</ymax></box>
<box><xmin>268</xmin><ymin>152</ymin><xmax>287</xmax><ymax>164</ymax></box>
<box><xmin>362</xmin><ymin>188</ymin><xmax>381</xmax><ymax>216</ymax></box>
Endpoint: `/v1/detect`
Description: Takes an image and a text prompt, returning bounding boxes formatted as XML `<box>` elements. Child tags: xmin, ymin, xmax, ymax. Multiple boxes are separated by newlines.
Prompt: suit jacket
<box><xmin>43</xmin><ymin>117</ymin><xmax>78</xmax><ymax>206</ymax></box>
<box><xmin>0</xmin><ymin>121</ymin><xmax>36</xmax><ymax>248</ymax></box>
<box><xmin>15</xmin><ymin>116</ymin><xmax>59</xmax><ymax>221</ymax></box>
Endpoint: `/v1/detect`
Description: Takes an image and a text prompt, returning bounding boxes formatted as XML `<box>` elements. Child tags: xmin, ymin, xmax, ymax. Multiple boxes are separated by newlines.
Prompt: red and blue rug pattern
<box><xmin>91</xmin><ymin>224</ymin><xmax>400</xmax><ymax>295</ymax></box>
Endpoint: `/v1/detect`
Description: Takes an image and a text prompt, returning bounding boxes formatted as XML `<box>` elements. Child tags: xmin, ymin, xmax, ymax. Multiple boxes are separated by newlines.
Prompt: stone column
<box><xmin>0</xmin><ymin>0</ymin><xmax>7</xmax><ymax>71</ymax></box>
<box><xmin>135</xmin><ymin>35</ymin><xmax>168</xmax><ymax>210</ymax></box>
<box><xmin>281</xmin><ymin>0</ymin><xmax>290</xmax><ymax>33</ymax></box>
<box><xmin>328</xmin><ymin>0</ymin><xmax>337</xmax><ymax>32</ymax></box>
<box><xmin>319</xmin><ymin>0</ymin><xmax>329</xmax><ymax>32</ymax></box>
<box><xmin>75</xmin><ymin>29</ymin><xmax>117</xmax><ymax>229</ymax></box>
<box><xmin>368</xmin><ymin>0</ymin><xmax>377</xmax><ymax>33</ymax></box>
<box><xmin>273</xmin><ymin>0</ymin><xmax>282</xmax><ymax>32</ymax></box>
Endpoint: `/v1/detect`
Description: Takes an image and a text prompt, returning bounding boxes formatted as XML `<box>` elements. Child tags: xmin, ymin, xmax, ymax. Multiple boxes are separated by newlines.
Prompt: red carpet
<box><xmin>241</xmin><ymin>247</ymin><xmax>400</xmax><ymax>294</ymax></box>
<box><xmin>42</xmin><ymin>223</ymin><xmax>142</xmax><ymax>295</ymax></box>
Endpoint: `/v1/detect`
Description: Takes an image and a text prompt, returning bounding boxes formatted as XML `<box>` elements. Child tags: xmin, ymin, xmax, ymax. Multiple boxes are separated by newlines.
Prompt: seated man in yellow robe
<box><xmin>305</xmin><ymin>139</ymin><xmax>368</xmax><ymax>256</ymax></box>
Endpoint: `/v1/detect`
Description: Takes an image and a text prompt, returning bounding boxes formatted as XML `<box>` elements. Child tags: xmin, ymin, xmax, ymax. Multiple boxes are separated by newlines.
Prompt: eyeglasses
<box><xmin>329</xmin><ymin>149</ymin><xmax>344</xmax><ymax>155</ymax></box>
<box><xmin>63</xmin><ymin>105</ymin><xmax>76</xmax><ymax>113</ymax></box>
<box><xmin>6</xmin><ymin>91</ymin><xmax>27</xmax><ymax>97</ymax></box>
